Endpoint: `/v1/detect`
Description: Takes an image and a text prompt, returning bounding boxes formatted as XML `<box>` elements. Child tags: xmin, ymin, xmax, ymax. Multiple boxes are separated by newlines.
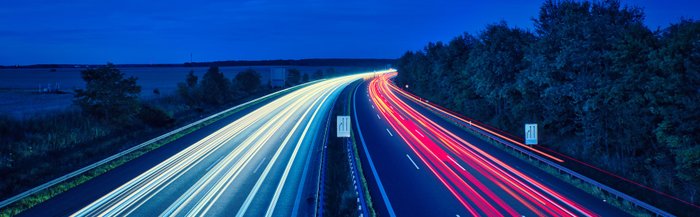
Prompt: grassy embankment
<box><xmin>400</xmin><ymin>90</ymin><xmax>660</xmax><ymax>217</ymax></box>
<box><xmin>322</xmin><ymin>80</ymin><xmax>376</xmax><ymax>216</ymax></box>
<box><xmin>0</xmin><ymin>82</ymin><xmax>313</xmax><ymax>216</ymax></box>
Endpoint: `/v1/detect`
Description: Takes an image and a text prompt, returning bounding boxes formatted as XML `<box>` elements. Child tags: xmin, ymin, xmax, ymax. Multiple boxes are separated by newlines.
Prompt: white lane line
<box><xmin>268</xmin><ymin>85</ymin><xmax>341</xmax><ymax>217</ymax></box>
<box><xmin>371</xmin><ymin>104</ymin><xmax>374</xmax><ymax>109</ymax></box>
<box><xmin>406</xmin><ymin>154</ymin><xmax>419</xmax><ymax>170</ymax></box>
<box><xmin>353</xmin><ymin>84</ymin><xmax>397</xmax><ymax>217</ymax></box>
<box><xmin>448</xmin><ymin>156</ymin><xmax>466</xmax><ymax>171</ymax></box>
<box><xmin>253</xmin><ymin>157</ymin><xmax>267</xmax><ymax>174</ymax></box>
<box><xmin>376</xmin><ymin>114</ymin><xmax>381</xmax><ymax>120</ymax></box>
<box><xmin>386</xmin><ymin>128</ymin><xmax>393</xmax><ymax>137</ymax></box>
<box><xmin>236</xmin><ymin>81</ymin><xmax>337</xmax><ymax>217</ymax></box>
<box><xmin>414</xmin><ymin>129</ymin><xmax>424</xmax><ymax>138</ymax></box>
<box><xmin>206</xmin><ymin>156</ymin><xmax>226</xmax><ymax>171</ymax></box>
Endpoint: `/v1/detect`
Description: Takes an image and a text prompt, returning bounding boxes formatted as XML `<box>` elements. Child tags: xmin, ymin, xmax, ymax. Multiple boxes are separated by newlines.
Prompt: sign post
<box><xmin>337</xmin><ymin>116</ymin><xmax>351</xmax><ymax>138</ymax></box>
<box><xmin>525</xmin><ymin>123</ymin><xmax>537</xmax><ymax>145</ymax></box>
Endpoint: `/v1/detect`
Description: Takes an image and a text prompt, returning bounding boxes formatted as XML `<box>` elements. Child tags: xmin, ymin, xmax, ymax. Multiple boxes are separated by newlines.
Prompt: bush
<box><xmin>234</xmin><ymin>69</ymin><xmax>261</xmax><ymax>94</ymax></box>
<box><xmin>74</xmin><ymin>63</ymin><xmax>141</xmax><ymax>127</ymax></box>
<box><xmin>138</xmin><ymin>104</ymin><xmax>175</xmax><ymax>128</ymax></box>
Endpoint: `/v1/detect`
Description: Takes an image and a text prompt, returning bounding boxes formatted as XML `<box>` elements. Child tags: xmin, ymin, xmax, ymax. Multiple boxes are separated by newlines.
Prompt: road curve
<box><xmin>353</xmin><ymin>72</ymin><xmax>629</xmax><ymax>217</ymax></box>
<box><xmin>65</xmin><ymin>73</ymin><xmax>370</xmax><ymax>217</ymax></box>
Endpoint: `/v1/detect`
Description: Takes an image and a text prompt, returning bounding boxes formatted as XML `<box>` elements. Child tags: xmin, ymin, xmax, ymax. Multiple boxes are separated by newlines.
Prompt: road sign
<box><xmin>337</xmin><ymin>116</ymin><xmax>351</xmax><ymax>137</ymax></box>
<box><xmin>525</xmin><ymin>123</ymin><xmax>537</xmax><ymax>145</ymax></box>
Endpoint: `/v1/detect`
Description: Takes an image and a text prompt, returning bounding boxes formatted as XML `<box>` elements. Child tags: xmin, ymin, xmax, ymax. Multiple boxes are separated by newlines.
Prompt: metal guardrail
<box><xmin>0</xmin><ymin>82</ymin><xmax>317</xmax><ymax>210</ymax></box>
<box><xmin>315</xmin><ymin>85</ymin><xmax>336</xmax><ymax>217</ymax></box>
<box><xmin>419</xmin><ymin>102</ymin><xmax>675</xmax><ymax>217</ymax></box>
<box><xmin>347</xmin><ymin>140</ymin><xmax>370</xmax><ymax>217</ymax></box>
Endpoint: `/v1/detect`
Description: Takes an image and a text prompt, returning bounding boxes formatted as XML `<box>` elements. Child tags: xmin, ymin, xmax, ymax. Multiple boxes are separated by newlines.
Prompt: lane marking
<box><xmin>376</xmin><ymin>114</ymin><xmax>381</xmax><ymax>120</ymax></box>
<box><xmin>414</xmin><ymin>129</ymin><xmax>424</xmax><ymax>138</ymax></box>
<box><xmin>386</xmin><ymin>128</ymin><xmax>393</xmax><ymax>137</ymax></box>
<box><xmin>253</xmin><ymin>157</ymin><xmax>267</xmax><ymax>174</ymax></box>
<box><xmin>4</xmin><ymin>80</ymin><xmax>314</xmax><ymax>213</ymax></box>
<box><xmin>353</xmin><ymin>82</ymin><xmax>396</xmax><ymax>217</ymax></box>
<box><xmin>206</xmin><ymin>156</ymin><xmax>226</xmax><ymax>171</ymax></box>
<box><xmin>237</xmin><ymin>79</ymin><xmax>339</xmax><ymax>217</ymax></box>
<box><xmin>371</xmin><ymin>104</ymin><xmax>374</xmax><ymax>109</ymax></box>
<box><xmin>406</xmin><ymin>154</ymin><xmax>419</xmax><ymax>170</ymax></box>
<box><xmin>448</xmin><ymin>156</ymin><xmax>466</xmax><ymax>171</ymax></box>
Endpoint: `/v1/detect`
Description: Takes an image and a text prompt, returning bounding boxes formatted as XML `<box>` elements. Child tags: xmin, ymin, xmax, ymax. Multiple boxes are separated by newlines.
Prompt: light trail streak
<box><xmin>71</xmin><ymin>72</ymin><xmax>376</xmax><ymax>217</ymax></box>
<box><xmin>368</xmin><ymin>72</ymin><xmax>598</xmax><ymax>217</ymax></box>
<box><xmin>386</xmin><ymin>76</ymin><xmax>565</xmax><ymax>163</ymax></box>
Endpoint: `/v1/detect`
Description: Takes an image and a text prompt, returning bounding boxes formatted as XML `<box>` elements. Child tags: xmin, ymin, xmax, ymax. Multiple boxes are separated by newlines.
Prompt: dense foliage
<box><xmin>286</xmin><ymin>68</ymin><xmax>302</xmax><ymax>86</ymax></box>
<box><xmin>234</xmin><ymin>68</ymin><xmax>262</xmax><ymax>94</ymax></box>
<box><xmin>313</xmin><ymin>69</ymin><xmax>324</xmax><ymax>80</ymax></box>
<box><xmin>74</xmin><ymin>63</ymin><xmax>141</xmax><ymax>126</ymax></box>
<box><xmin>198</xmin><ymin>66</ymin><xmax>232</xmax><ymax>105</ymax></box>
<box><xmin>0</xmin><ymin>66</ymin><xmax>273</xmax><ymax>201</ymax></box>
<box><xmin>396</xmin><ymin>0</ymin><xmax>700</xmax><ymax>207</ymax></box>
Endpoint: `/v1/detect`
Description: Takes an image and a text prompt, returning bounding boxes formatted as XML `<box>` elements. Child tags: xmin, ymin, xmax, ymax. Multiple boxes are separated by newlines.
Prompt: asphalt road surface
<box><xmin>352</xmin><ymin>73</ymin><xmax>629</xmax><ymax>217</ymax></box>
<box><xmin>21</xmin><ymin>73</ymin><xmax>371</xmax><ymax>217</ymax></box>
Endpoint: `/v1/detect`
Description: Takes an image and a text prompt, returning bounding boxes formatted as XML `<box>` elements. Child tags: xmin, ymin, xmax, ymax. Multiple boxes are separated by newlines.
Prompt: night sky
<box><xmin>1</xmin><ymin>0</ymin><xmax>699</xmax><ymax>65</ymax></box>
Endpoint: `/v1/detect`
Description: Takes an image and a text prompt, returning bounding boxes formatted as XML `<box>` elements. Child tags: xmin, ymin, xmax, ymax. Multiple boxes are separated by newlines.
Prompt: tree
<box><xmin>302</xmin><ymin>73</ymin><xmax>309</xmax><ymax>83</ymax></box>
<box><xmin>649</xmin><ymin>20</ymin><xmax>700</xmax><ymax>195</ymax></box>
<box><xmin>287</xmin><ymin>68</ymin><xmax>301</xmax><ymax>86</ymax></box>
<box><xmin>74</xmin><ymin>63</ymin><xmax>141</xmax><ymax>126</ymax></box>
<box><xmin>469</xmin><ymin>22</ymin><xmax>534</xmax><ymax>126</ymax></box>
<box><xmin>394</xmin><ymin>0</ymin><xmax>700</xmax><ymax>206</ymax></box>
<box><xmin>138</xmin><ymin>104</ymin><xmax>174</xmax><ymax>128</ymax></box>
<box><xmin>186</xmin><ymin>70</ymin><xmax>198</xmax><ymax>88</ymax></box>
<box><xmin>325</xmin><ymin>67</ymin><xmax>336</xmax><ymax>76</ymax></box>
<box><xmin>235</xmin><ymin>68</ymin><xmax>261</xmax><ymax>94</ymax></box>
<box><xmin>178</xmin><ymin>70</ymin><xmax>199</xmax><ymax>106</ymax></box>
<box><xmin>199</xmin><ymin>66</ymin><xmax>231</xmax><ymax>105</ymax></box>
<box><xmin>312</xmin><ymin>69</ymin><xmax>324</xmax><ymax>79</ymax></box>
<box><xmin>526</xmin><ymin>0</ymin><xmax>646</xmax><ymax>154</ymax></box>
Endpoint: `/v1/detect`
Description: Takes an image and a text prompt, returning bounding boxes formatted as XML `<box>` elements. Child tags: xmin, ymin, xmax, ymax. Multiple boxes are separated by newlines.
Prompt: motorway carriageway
<box><xmin>61</xmin><ymin>72</ymin><xmax>374</xmax><ymax>217</ymax></box>
<box><xmin>353</xmin><ymin>72</ymin><xmax>628</xmax><ymax>217</ymax></box>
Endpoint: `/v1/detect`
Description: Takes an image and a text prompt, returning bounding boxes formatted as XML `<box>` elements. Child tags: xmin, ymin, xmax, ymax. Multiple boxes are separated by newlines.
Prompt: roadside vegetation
<box><xmin>395</xmin><ymin>0</ymin><xmax>699</xmax><ymax>213</ymax></box>
<box><xmin>322</xmin><ymin>80</ymin><xmax>376</xmax><ymax>216</ymax></box>
<box><xmin>0</xmin><ymin>63</ymin><xmax>335</xmax><ymax>211</ymax></box>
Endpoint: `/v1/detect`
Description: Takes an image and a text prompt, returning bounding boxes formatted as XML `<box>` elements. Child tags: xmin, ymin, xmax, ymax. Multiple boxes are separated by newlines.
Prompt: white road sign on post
<box><xmin>525</xmin><ymin>123</ymin><xmax>537</xmax><ymax>145</ymax></box>
<box><xmin>337</xmin><ymin>116</ymin><xmax>351</xmax><ymax>138</ymax></box>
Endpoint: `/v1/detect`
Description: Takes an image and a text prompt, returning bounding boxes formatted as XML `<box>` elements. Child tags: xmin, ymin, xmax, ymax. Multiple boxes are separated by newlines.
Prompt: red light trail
<box><xmin>368</xmin><ymin>72</ymin><xmax>598</xmax><ymax>216</ymax></box>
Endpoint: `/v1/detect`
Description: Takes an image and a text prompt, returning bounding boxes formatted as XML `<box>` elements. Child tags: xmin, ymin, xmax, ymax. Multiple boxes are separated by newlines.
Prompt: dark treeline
<box><xmin>186</xmin><ymin>58</ymin><xmax>395</xmax><ymax>67</ymax></box>
<box><xmin>0</xmin><ymin>63</ymin><xmax>327</xmax><ymax>201</ymax></box>
<box><xmin>0</xmin><ymin>58</ymin><xmax>395</xmax><ymax>69</ymax></box>
<box><xmin>396</xmin><ymin>0</ymin><xmax>700</xmax><ymax>209</ymax></box>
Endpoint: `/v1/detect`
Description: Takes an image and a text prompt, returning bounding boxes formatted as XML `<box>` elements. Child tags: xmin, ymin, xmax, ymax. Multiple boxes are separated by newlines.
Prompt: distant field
<box><xmin>0</xmin><ymin>66</ymin><xmax>369</xmax><ymax>118</ymax></box>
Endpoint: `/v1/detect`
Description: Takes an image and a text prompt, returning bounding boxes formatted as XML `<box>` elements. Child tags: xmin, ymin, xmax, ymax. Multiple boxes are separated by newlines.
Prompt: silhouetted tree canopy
<box><xmin>396</xmin><ymin>0</ymin><xmax>700</xmax><ymax>212</ymax></box>
<box><xmin>287</xmin><ymin>68</ymin><xmax>301</xmax><ymax>86</ymax></box>
<box><xmin>199</xmin><ymin>66</ymin><xmax>231</xmax><ymax>105</ymax></box>
<box><xmin>74</xmin><ymin>63</ymin><xmax>141</xmax><ymax>126</ymax></box>
<box><xmin>178</xmin><ymin>70</ymin><xmax>199</xmax><ymax>106</ymax></box>
<box><xmin>313</xmin><ymin>69</ymin><xmax>324</xmax><ymax>79</ymax></box>
<box><xmin>235</xmin><ymin>68</ymin><xmax>261</xmax><ymax>94</ymax></box>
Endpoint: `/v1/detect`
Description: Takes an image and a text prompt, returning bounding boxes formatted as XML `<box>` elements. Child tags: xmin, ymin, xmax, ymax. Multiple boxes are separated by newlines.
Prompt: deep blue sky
<box><xmin>1</xmin><ymin>0</ymin><xmax>698</xmax><ymax>65</ymax></box>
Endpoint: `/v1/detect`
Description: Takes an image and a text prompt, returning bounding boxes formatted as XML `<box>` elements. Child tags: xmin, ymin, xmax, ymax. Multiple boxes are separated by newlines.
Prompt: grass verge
<box><xmin>0</xmin><ymin>83</ymin><xmax>310</xmax><ymax>217</ymax></box>
<box><xmin>422</xmin><ymin>105</ymin><xmax>654</xmax><ymax>217</ymax></box>
<box><xmin>322</xmin><ymin>80</ymin><xmax>376</xmax><ymax>216</ymax></box>
<box><xmin>348</xmin><ymin>80</ymin><xmax>376</xmax><ymax>217</ymax></box>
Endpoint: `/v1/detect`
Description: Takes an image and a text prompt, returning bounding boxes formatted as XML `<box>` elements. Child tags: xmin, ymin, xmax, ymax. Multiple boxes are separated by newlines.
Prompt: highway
<box><xmin>21</xmin><ymin>73</ymin><xmax>370</xmax><ymax>217</ymax></box>
<box><xmin>353</xmin><ymin>72</ymin><xmax>630</xmax><ymax>216</ymax></box>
